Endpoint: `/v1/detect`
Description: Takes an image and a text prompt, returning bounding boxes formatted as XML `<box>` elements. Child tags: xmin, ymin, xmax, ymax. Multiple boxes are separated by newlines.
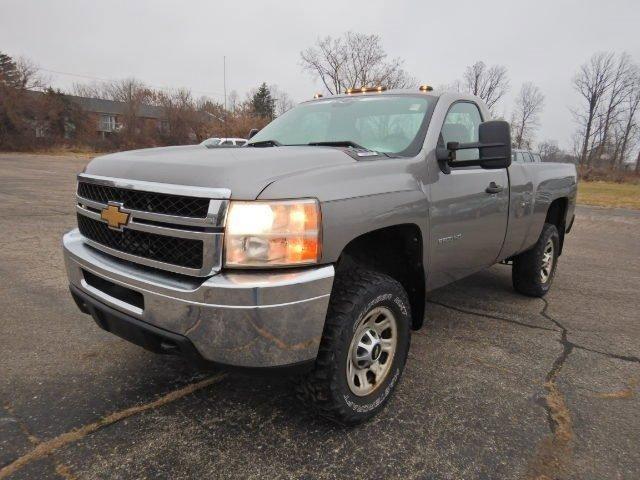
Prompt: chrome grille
<box><xmin>77</xmin><ymin>214</ymin><xmax>204</xmax><ymax>268</ymax></box>
<box><xmin>77</xmin><ymin>182</ymin><xmax>210</xmax><ymax>218</ymax></box>
<box><xmin>75</xmin><ymin>174</ymin><xmax>229</xmax><ymax>276</ymax></box>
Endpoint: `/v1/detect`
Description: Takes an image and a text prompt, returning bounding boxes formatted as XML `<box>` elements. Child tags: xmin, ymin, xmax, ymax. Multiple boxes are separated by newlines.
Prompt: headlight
<box><xmin>224</xmin><ymin>199</ymin><xmax>321</xmax><ymax>267</ymax></box>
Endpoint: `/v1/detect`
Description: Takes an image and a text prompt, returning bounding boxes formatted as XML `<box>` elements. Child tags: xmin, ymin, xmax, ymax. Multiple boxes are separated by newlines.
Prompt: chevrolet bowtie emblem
<box><xmin>100</xmin><ymin>203</ymin><xmax>130</xmax><ymax>230</ymax></box>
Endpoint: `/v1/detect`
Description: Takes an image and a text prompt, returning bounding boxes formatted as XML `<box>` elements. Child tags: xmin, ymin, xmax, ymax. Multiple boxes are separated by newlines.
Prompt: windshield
<box><xmin>249</xmin><ymin>95</ymin><xmax>435</xmax><ymax>156</ymax></box>
<box><xmin>201</xmin><ymin>138</ymin><xmax>221</xmax><ymax>147</ymax></box>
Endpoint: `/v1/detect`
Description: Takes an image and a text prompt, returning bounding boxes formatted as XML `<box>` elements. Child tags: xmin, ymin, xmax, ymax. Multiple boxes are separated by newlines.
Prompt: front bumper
<box><xmin>63</xmin><ymin>229</ymin><xmax>334</xmax><ymax>368</ymax></box>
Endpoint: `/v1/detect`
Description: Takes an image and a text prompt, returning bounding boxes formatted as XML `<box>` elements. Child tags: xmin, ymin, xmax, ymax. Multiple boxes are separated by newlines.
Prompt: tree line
<box><xmin>0</xmin><ymin>51</ymin><xmax>289</xmax><ymax>151</ymax></box>
<box><xmin>1</xmin><ymin>35</ymin><xmax>639</xmax><ymax>173</ymax></box>
<box><xmin>571</xmin><ymin>52</ymin><xmax>640</xmax><ymax>170</ymax></box>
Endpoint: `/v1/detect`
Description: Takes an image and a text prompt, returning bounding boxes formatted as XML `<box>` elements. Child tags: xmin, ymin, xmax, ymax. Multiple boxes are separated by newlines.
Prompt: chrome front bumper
<box><xmin>63</xmin><ymin>229</ymin><xmax>334</xmax><ymax>368</ymax></box>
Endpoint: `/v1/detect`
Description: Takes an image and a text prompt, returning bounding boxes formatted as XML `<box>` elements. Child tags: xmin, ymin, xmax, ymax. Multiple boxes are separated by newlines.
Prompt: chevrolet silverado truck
<box><xmin>63</xmin><ymin>87</ymin><xmax>577</xmax><ymax>424</ymax></box>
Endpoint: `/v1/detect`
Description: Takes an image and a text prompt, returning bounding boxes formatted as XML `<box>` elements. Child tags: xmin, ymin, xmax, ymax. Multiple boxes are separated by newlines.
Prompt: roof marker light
<box><xmin>313</xmin><ymin>93</ymin><xmax>323</xmax><ymax>99</ymax></box>
<box><xmin>345</xmin><ymin>86</ymin><xmax>387</xmax><ymax>94</ymax></box>
<box><xmin>419</xmin><ymin>85</ymin><xmax>434</xmax><ymax>92</ymax></box>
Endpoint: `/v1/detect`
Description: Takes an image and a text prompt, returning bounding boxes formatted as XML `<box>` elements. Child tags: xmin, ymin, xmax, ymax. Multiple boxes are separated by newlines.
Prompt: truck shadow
<box><xmin>175</xmin><ymin>264</ymin><xmax>536</xmax><ymax>430</ymax></box>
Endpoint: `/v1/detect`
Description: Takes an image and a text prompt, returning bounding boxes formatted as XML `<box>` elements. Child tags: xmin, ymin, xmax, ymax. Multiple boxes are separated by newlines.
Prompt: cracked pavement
<box><xmin>1</xmin><ymin>153</ymin><xmax>639</xmax><ymax>479</ymax></box>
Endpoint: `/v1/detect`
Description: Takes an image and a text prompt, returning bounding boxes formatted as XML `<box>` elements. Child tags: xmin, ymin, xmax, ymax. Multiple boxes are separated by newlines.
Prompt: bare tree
<box><xmin>15</xmin><ymin>57</ymin><xmax>45</xmax><ymax>90</ymax></box>
<box><xmin>107</xmin><ymin>78</ymin><xmax>155</xmax><ymax>137</ymax></box>
<box><xmin>593</xmin><ymin>53</ymin><xmax>638</xmax><ymax>167</ymax></box>
<box><xmin>269</xmin><ymin>84</ymin><xmax>296</xmax><ymax>116</ymax></box>
<box><xmin>157</xmin><ymin>88</ymin><xmax>204</xmax><ymax>142</ymax></box>
<box><xmin>227</xmin><ymin>90</ymin><xmax>239</xmax><ymax>113</ymax></box>
<box><xmin>615</xmin><ymin>73</ymin><xmax>640</xmax><ymax>168</ymax></box>
<box><xmin>538</xmin><ymin>140</ymin><xmax>563</xmax><ymax>163</ymax></box>
<box><xmin>462</xmin><ymin>61</ymin><xmax>509</xmax><ymax>111</ymax></box>
<box><xmin>0</xmin><ymin>54</ymin><xmax>45</xmax><ymax>90</ymax></box>
<box><xmin>511</xmin><ymin>82</ymin><xmax>545</xmax><ymax>149</ymax></box>
<box><xmin>72</xmin><ymin>81</ymin><xmax>108</xmax><ymax>99</ymax></box>
<box><xmin>300</xmin><ymin>32</ymin><xmax>415</xmax><ymax>94</ymax></box>
<box><xmin>571</xmin><ymin>52</ymin><xmax>616</xmax><ymax>165</ymax></box>
<box><xmin>600</xmin><ymin>55</ymin><xmax>634</xmax><ymax>142</ymax></box>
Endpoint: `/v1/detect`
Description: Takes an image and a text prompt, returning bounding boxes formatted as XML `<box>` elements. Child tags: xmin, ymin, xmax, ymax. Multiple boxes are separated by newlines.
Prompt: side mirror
<box><xmin>248</xmin><ymin>128</ymin><xmax>259</xmax><ymax>139</ymax></box>
<box><xmin>436</xmin><ymin>120</ymin><xmax>511</xmax><ymax>173</ymax></box>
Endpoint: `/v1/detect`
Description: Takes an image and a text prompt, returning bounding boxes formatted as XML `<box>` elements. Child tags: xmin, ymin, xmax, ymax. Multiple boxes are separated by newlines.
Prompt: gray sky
<box><xmin>2</xmin><ymin>0</ymin><xmax>639</xmax><ymax>150</ymax></box>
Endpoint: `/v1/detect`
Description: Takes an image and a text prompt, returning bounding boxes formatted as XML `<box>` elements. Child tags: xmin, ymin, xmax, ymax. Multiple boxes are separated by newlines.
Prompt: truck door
<box><xmin>427</xmin><ymin>101</ymin><xmax>509</xmax><ymax>289</ymax></box>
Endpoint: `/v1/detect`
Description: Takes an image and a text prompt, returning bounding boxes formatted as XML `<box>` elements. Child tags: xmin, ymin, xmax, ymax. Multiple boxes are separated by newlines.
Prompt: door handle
<box><xmin>485</xmin><ymin>182</ymin><xmax>504</xmax><ymax>194</ymax></box>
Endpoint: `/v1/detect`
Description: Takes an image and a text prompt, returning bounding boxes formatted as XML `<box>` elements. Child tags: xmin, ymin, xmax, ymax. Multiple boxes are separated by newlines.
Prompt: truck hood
<box><xmin>84</xmin><ymin>145</ymin><xmax>356</xmax><ymax>199</ymax></box>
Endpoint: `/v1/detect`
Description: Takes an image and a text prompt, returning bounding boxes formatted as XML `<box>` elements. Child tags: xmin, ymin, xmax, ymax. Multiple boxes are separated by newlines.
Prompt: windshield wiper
<box><xmin>307</xmin><ymin>140</ymin><xmax>366</xmax><ymax>149</ymax></box>
<box><xmin>247</xmin><ymin>139</ymin><xmax>282</xmax><ymax>147</ymax></box>
<box><xmin>307</xmin><ymin>140</ymin><xmax>394</xmax><ymax>158</ymax></box>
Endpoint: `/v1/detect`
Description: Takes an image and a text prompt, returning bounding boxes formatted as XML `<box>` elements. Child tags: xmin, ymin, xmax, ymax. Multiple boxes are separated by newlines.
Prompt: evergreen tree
<box><xmin>251</xmin><ymin>83</ymin><xmax>275</xmax><ymax>119</ymax></box>
<box><xmin>0</xmin><ymin>52</ymin><xmax>20</xmax><ymax>87</ymax></box>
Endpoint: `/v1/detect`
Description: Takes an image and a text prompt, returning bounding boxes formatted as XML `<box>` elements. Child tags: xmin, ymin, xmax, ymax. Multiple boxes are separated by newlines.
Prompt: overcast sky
<box><xmin>2</xmin><ymin>0</ymin><xmax>639</xmax><ymax>150</ymax></box>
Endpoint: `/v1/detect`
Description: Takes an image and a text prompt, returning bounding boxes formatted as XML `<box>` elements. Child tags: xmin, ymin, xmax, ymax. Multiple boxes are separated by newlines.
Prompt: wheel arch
<box><xmin>545</xmin><ymin>197</ymin><xmax>569</xmax><ymax>255</ymax></box>
<box><xmin>335</xmin><ymin>223</ymin><xmax>426</xmax><ymax>330</ymax></box>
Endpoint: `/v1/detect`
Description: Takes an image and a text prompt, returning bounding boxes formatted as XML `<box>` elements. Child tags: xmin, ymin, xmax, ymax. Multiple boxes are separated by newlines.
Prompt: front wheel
<box><xmin>296</xmin><ymin>267</ymin><xmax>411</xmax><ymax>425</ymax></box>
<box><xmin>512</xmin><ymin>223</ymin><xmax>560</xmax><ymax>297</ymax></box>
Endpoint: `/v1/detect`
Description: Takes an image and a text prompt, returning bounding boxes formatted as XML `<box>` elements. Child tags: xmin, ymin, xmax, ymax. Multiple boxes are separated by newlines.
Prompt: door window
<box><xmin>440</xmin><ymin>102</ymin><xmax>483</xmax><ymax>161</ymax></box>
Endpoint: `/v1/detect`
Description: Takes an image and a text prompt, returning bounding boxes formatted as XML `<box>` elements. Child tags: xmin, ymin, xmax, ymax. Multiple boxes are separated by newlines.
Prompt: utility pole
<box><xmin>223</xmin><ymin>56</ymin><xmax>227</xmax><ymax>112</ymax></box>
<box><xmin>223</xmin><ymin>55</ymin><xmax>228</xmax><ymax>136</ymax></box>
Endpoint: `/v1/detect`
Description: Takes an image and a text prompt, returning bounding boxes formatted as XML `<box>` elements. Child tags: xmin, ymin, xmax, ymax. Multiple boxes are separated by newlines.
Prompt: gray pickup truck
<box><xmin>63</xmin><ymin>88</ymin><xmax>577</xmax><ymax>424</ymax></box>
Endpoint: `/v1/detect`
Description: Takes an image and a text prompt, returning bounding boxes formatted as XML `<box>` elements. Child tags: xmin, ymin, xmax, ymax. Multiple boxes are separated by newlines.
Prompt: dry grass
<box><xmin>578</xmin><ymin>181</ymin><xmax>640</xmax><ymax>210</ymax></box>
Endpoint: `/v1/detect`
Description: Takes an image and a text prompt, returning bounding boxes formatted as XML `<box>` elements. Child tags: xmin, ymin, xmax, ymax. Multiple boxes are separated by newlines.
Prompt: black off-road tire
<box><xmin>296</xmin><ymin>267</ymin><xmax>411</xmax><ymax>425</ymax></box>
<box><xmin>512</xmin><ymin>223</ymin><xmax>560</xmax><ymax>297</ymax></box>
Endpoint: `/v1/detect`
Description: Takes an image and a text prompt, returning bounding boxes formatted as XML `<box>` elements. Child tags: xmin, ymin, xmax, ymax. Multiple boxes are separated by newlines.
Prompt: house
<box><xmin>22</xmin><ymin>90</ymin><xmax>170</xmax><ymax>140</ymax></box>
<box><xmin>66</xmin><ymin>95</ymin><xmax>169</xmax><ymax>137</ymax></box>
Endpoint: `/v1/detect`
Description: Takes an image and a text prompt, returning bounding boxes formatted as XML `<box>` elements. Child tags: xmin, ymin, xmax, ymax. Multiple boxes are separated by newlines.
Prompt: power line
<box><xmin>39</xmin><ymin>67</ymin><xmax>226</xmax><ymax>98</ymax></box>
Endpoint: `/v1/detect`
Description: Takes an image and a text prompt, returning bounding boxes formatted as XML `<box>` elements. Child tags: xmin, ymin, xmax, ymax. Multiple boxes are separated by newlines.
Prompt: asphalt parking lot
<box><xmin>1</xmin><ymin>153</ymin><xmax>639</xmax><ymax>480</ymax></box>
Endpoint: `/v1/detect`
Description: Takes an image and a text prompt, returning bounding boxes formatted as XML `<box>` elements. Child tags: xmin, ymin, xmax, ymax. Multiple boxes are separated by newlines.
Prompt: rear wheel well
<box><xmin>545</xmin><ymin>198</ymin><xmax>568</xmax><ymax>254</ymax></box>
<box><xmin>336</xmin><ymin>224</ymin><xmax>425</xmax><ymax>330</ymax></box>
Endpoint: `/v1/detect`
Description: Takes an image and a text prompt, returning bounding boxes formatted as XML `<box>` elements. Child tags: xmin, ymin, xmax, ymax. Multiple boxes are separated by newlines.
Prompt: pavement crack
<box><xmin>427</xmin><ymin>299</ymin><xmax>557</xmax><ymax>332</ymax></box>
<box><xmin>2</xmin><ymin>403</ymin><xmax>40</xmax><ymax>446</ymax></box>
<box><xmin>526</xmin><ymin>298</ymin><xmax>574</xmax><ymax>479</ymax></box>
<box><xmin>4</xmin><ymin>403</ymin><xmax>77</xmax><ymax>479</ymax></box>
<box><xmin>0</xmin><ymin>374</ymin><xmax>227</xmax><ymax>479</ymax></box>
<box><xmin>541</xmin><ymin>299</ymin><xmax>574</xmax><ymax>384</ymax></box>
<box><xmin>541</xmin><ymin>298</ymin><xmax>640</xmax><ymax>364</ymax></box>
<box><xmin>572</xmin><ymin>344</ymin><xmax>640</xmax><ymax>364</ymax></box>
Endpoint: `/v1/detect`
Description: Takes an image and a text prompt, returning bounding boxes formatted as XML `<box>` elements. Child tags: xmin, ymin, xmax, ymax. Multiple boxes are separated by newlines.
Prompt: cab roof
<box><xmin>302</xmin><ymin>88</ymin><xmax>439</xmax><ymax>103</ymax></box>
<box><xmin>302</xmin><ymin>88</ymin><xmax>486</xmax><ymax>107</ymax></box>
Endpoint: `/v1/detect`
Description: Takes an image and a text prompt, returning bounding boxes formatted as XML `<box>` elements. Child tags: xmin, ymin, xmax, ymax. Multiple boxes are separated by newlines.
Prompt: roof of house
<box><xmin>66</xmin><ymin>95</ymin><xmax>166</xmax><ymax>119</ymax></box>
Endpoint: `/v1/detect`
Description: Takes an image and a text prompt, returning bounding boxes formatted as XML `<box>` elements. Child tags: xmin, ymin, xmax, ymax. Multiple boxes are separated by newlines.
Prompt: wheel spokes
<box><xmin>346</xmin><ymin>306</ymin><xmax>398</xmax><ymax>397</ymax></box>
<box><xmin>540</xmin><ymin>239</ymin><xmax>554</xmax><ymax>283</ymax></box>
<box><xmin>380</xmin><ymin>337</ymin><xmax>394</xmax><ymax>352</ymax></box>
